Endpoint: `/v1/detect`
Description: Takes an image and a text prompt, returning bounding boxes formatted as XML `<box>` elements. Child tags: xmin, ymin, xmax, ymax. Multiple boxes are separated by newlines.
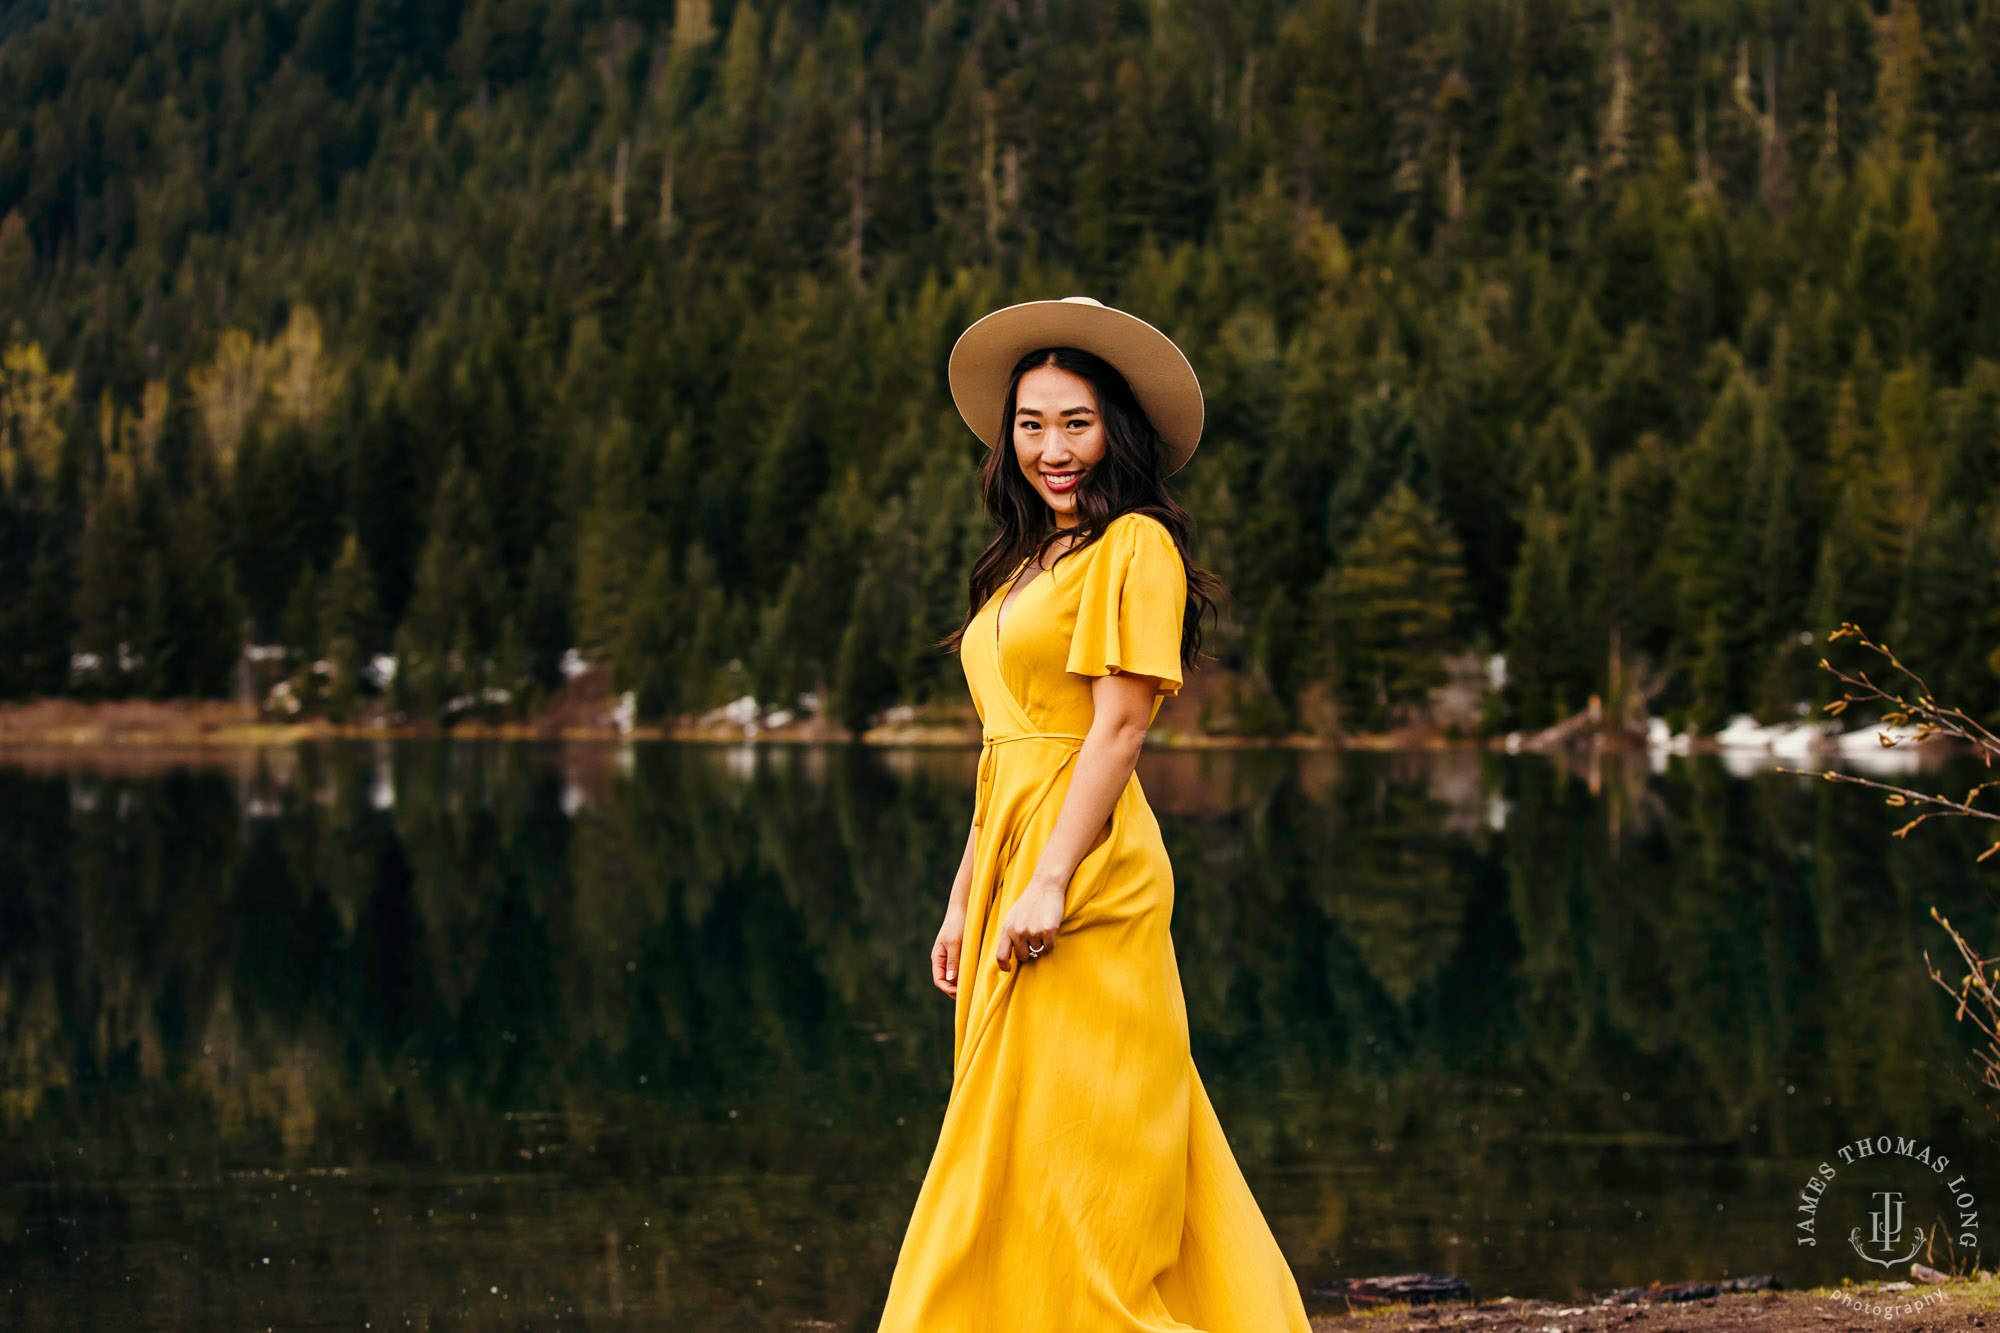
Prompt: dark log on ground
<box><xmin>1600</xmin><ymin>1274</ymin><xmax>1780</xmax><ymax>1304</ymax></box>
<box><xmin>1311</xmin><ymin>1273</ymin><xmax>1475</xmax><ymax>1308</ymax></box>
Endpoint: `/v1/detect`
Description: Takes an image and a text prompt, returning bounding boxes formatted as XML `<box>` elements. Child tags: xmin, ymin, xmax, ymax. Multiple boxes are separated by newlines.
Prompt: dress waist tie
<box><xmin>972</xmin><ymin>729</ymin><xmax>1088</xmax><ymax>828</ymax></box>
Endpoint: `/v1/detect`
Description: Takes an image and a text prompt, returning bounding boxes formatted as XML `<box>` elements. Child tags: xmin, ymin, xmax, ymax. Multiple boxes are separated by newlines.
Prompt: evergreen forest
<box><xmin>4</xmin><ymin>0</ymin><xmax>1999</xmax><ymax>736</ymax></box>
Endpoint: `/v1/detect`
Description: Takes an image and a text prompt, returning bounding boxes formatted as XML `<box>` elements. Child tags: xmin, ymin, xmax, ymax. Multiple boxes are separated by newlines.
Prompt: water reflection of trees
<box><xmin>1</xmin><ymin>743</ymin><xmax>1996</xmax><ymax>1324</ymax></box>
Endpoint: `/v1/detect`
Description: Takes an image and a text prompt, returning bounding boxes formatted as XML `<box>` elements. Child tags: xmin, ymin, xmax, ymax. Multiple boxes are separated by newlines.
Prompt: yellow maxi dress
<box><xmin>879</xmin><ymin>511</ymin><xmax>1311</xmax><ymax>1333</ymax></box>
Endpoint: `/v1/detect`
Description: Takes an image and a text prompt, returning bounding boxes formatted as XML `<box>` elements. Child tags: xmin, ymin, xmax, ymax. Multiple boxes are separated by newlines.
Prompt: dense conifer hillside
<box><xmin>2</xmin><ymin>0</ymin><xmax>1998</xmax><ymax>735</ymax></box>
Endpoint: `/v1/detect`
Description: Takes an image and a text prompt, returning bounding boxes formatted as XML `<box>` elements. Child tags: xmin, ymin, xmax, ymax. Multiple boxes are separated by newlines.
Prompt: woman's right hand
<box><xmin>931</xmin><ymin>903</ymin><xmax>966</xmax><ymax>998</ymax></box>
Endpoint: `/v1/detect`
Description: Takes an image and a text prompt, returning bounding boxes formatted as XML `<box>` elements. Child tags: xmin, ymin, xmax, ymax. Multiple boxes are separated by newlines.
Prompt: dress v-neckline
<box><xmin>994</xmin><ymin>562</ymin><xmax>1044</xmax><ymax>641</ymax></box>
<box><xmin>994</xmin><ymin>534</ymin><xmax>1080</xmax><ymax>641</ymax></box>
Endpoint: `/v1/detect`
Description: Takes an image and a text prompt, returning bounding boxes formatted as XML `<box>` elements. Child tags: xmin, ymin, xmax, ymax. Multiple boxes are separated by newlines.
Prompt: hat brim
<box><xmin>947</xmin><ymin>299</ymin><xmax>1204</xmax><ymax>476</ymax></box>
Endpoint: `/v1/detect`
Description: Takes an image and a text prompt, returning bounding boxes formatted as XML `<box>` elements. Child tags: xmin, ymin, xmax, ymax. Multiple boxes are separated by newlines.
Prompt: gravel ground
<box><xmin>1309</xmin><ymin>1280</ymin><xmax>2000</xmax><ymax>1333</ymax></box>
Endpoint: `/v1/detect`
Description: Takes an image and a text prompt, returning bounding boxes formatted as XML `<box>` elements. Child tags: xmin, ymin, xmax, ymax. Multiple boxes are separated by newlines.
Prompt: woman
<box><xmin>877</xmin><ymin>297</ymin><xmax>1311</xmax><ymax>1332</ymax></box>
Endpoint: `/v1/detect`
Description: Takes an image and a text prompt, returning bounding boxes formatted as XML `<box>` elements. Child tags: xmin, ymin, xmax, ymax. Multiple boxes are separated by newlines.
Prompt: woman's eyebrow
<box><xmin>1058</xmin><ymin>405</ymin><xmax>1094</xmax><ymax>416</ymax></box>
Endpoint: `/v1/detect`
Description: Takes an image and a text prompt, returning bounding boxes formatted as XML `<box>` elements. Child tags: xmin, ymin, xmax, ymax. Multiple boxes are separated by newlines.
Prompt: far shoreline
<box><xmin>0</xmin><ymin>696</ymin><xmax>1954</xmax><ymax>766</ymax></box>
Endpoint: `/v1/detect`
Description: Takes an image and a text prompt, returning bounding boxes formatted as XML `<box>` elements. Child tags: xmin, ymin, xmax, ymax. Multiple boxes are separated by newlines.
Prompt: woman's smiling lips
<box><xmin>1042</xmin><ymin>469</ymin><xmax>1085</xmax><ymax>494</ymax></box>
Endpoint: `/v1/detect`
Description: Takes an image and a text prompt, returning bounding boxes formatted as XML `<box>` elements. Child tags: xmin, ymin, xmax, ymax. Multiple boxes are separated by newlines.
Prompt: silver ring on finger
<box><xmin>1026</xmin><ymin>940</ymin><xmax>1046</xmax><ymax>957</ymax></box>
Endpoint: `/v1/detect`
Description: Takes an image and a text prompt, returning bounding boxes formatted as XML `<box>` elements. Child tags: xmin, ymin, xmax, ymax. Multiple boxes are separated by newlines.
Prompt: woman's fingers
<box><xmin>994</xmin><ymin>923</ymin><xmax>1053</xmax><ymax>972</ymax></box>
<box><xmin>997</xmin><ymin>923</ymin><xmax>1028</xmax><ymax>970</ymax></box>
<box><xmin>933</xmin><ymin>935</ymin><xmax>963</xmax><ymax>996</ymax></box>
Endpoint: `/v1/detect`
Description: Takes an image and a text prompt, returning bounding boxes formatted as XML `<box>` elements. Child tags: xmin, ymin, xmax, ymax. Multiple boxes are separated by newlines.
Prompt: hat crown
<box><xmin>947</xmin><ymin>296</ymin><xmax>1204</xmax><ymax>474</ymax></box>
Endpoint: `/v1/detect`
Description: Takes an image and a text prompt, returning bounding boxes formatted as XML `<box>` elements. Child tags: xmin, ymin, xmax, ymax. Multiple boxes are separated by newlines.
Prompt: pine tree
<box><xmin>0</xmin><ymin>341</ymin><xmax>75</xmax><ymax>697</ymax></box>
<box><xmin>679</xmin><ymin>542</ymin><xmax>728</xmax><ymax>718</ymax></box>
<box><xmin>1504</xmin><ymin>490</ymin><xmax>1572</xmax><ymax>730</ymax></box>
<box><xmin>833</xmin><ymin>502</ymin><xmax>915</xmax><ymax>733</ymax></box>
<box><xmin>1476</xmin><ymin>80</ymin><xmax>1559</xmax><ymax>246</ymax></box>
<box><xmin>491</xmin><ymin>614</ymin><xmax>529</xmax><ymax>720</ymax></box>
<box><xmin>396</xmin><ymin>451</ymin><xmax>498</xmax><ymax>717</ymax></box>
<box><xmin>71</xmin><ymin>448</ymin><xmax>152</xmax><ymax>698</ymax></box>
<box><xmin>0</xmin><ymin>343</ymin><xmax>72</xmax><ymax>497</ymax></box>
<box><xmin>1657</xmin><ymin>369</ymin><xmax>1768</xmax><ymax>725</ymax></box>
<box><xmin>1322</xmin><ymin>482</ymin><xmax>1470</xmax><ymax>731</ymax></box>
<box><xmin>619</xmin><ymin>549</ymin><xmax>682</xmax><ymax>719</ymax></box>
<box><xmin>1688</xmin><ymin>608</ymin><xmax>1732</xmax><ymax>733</ymax></box>
<box><xmin>521</xmin><ymin>545</ymin><xmax>571</xmax><ymax>693</ymax></box>
<box><xmin>0</xmin><ymin>212</ymin><xmax>33</xmax><ymax>327</ymax></box>
<box><xmin>1324</xmin><ymin>389</ymin><xmax>1422</xmax><ymax>552</ymax></box>
<box><xmin>235</xmin><ymin>419</ymin><xmax>337</xmax><ymax>638</ymax></box>
<box><xmin>319</xmin><ymin>530</ymin><xmax>382</xmax><ymax>718</ymax></box>
<box><xmin>574</xmin><ymin>417</ymin><xmax>649</xmax><ymax>663</ymax></box>
<box><xmin>279</xmin><ymin>565</ymin><xmax>322</xmax><ymax>706</ymax></box>
<box><xmin>834</xmin><ymin>563</ymin><xmax>902</xmax><ymax>736</ymax></box>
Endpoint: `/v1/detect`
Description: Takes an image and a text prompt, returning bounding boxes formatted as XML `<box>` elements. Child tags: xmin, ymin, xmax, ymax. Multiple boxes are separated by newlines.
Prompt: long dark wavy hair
<box><xmin>937</xmin><ymin>346</ymin><xmax>1223</xmax><ymax>677</ymax></box>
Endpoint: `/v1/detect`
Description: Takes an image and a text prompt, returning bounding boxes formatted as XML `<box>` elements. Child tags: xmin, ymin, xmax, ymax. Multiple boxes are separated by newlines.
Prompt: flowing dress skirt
<box><xmin>877</xmin><ymin>514</ymin><xmax>1311</xmax><ymax>1332</ymax></box>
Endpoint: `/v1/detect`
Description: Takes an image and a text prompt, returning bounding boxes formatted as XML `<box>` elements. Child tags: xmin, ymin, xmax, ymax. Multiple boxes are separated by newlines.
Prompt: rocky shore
<box><xmin>1309</xmin><ymin>1274</ymin><xmax>1999</xmax><ymax>1333</ymax></box>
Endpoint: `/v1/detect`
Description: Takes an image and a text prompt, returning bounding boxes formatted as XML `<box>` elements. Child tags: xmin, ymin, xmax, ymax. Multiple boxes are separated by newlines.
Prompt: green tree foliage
<box><xmin>7</xmin><ymin>1</ymin><xmax>2000</xmax><ymax>732</ymax></box>
<box><xmin>1504</xmin><ymin>491</ymin><xmax>1574</xmax><ymax>731</ymax></box>
<box><xmin>1320</xmin><ymin>482</ymin><xmax>1469</xmax><ymax>730</ymax></box>
<box><xmin>394</xmin><ymin>451</ymin><xmax>497</xmax><ymax>717</ymax></box>
<box><xmin>575</xmin><ymin>417</ymin><xmax>650</xmax><ymax>662</ymax></box>
<box><xmin>319</xmin><ymin>530</ymin><xmax>383</xmax><ymax>717</ymax></box>
<box><xmin>620</xmin><ymin>549</ymin><xmax>685</xmax><ymax>720</ymax></box>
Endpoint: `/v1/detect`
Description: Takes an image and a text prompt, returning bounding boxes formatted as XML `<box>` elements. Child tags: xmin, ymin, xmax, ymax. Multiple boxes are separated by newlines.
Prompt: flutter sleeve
<box><xmin>1065</xmin><ymin>514</ymin><xmax>1187</xmax><ymax>697</ymax></box>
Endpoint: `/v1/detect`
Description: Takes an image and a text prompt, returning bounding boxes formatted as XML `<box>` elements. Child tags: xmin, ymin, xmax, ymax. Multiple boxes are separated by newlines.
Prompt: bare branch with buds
<box><xmin>1787</xmin><ymin>623</ymin><xmax>2000</xmax><ymax>1097</ymax></box>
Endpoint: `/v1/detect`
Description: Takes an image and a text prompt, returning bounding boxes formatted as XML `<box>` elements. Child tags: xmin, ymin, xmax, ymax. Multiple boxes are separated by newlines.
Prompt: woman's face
<box><xmin>1011</xmin><ymin>364</ymin><xmax>1106</xmax><ymax>526</ymax></box>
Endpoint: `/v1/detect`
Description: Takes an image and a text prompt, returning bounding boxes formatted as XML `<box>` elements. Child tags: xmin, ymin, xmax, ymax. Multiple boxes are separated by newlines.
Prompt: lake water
<box><xmin>2</xmin><ymin>740</ymin><xmax>1998</xmax><ymax>1331</ymax></box>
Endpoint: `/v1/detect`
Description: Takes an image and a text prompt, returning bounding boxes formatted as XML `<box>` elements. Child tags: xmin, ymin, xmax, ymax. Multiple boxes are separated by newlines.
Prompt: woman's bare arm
<box><xmin>949</xmin><ymin>819</ymin><xmax>977</xmax><ymax>912</ymax></box>
<box><xmin>931</xmin><ymin>819</ymin><xmax>979</xmax><ymax>996</ymax></box>
<box><xmin>994</xmin><ymin>669</ymin><xmax>1160</xmax><ymax>970</ymax></box>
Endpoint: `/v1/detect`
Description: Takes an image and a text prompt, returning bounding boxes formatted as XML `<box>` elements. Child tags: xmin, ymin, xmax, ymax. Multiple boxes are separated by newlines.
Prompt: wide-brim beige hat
<box><xmin>947</xmin><ymin>296</ymin><xmax>1204</xmax><ymax>476</ymax></box>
